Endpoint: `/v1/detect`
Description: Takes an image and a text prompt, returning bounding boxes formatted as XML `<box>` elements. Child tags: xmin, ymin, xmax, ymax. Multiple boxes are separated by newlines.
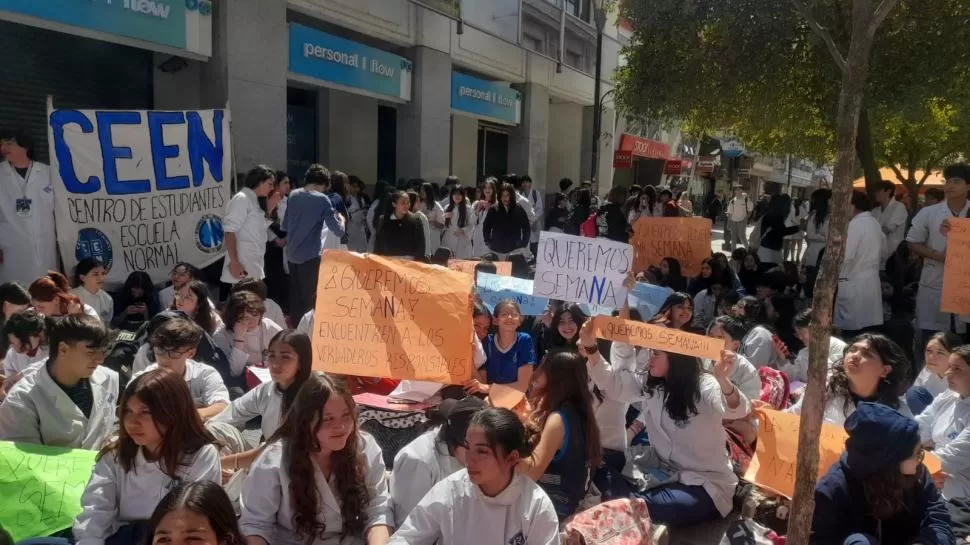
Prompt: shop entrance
<box><xmin>477</xmin><ymin>126</ymin><xmax>509</xmax><ymax>179</ymax></box>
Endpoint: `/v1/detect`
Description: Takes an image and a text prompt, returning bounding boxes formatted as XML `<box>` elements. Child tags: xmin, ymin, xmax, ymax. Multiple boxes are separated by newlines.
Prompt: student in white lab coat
<box><xmin>71</xmin><ymin>257</ymin><xmax>114</xmax><ymax>324</ymax></box>
<box><xmin>440</xmin><ymin>186</ymin><xmax>474</xmax><ymax>259</ymax></box>
<box><xmin>787</xmin><ymin>333</ymin><xmax>911</xmax><ymax>426</ymax></box>
<box><xmin>471</xmin><ymin>178</ymin><xmax>497</xmax><ymax>258</ymax></box>
<box><xmin>222</xmin><ymin>165</ymin><xmax>280</xmax><ymax>285</ymax></box>
<box><xmin>389</xmin><ymin>407</ymin><xmax>561</xmax><ymax>545</ymax></box>
<box><xmin>239</xmin><ymin>372</ymin><xmax>393</xmax><ymax>545</ymax></box>
<box><xmin>346</xmin><ymin>176</ymin><xmax>371</xmax><ymax>253</ymax></box>
<box><xmin>0</xmin><ymin>129</ymin><xmax>58</xmax><ymax>285</ymax></box>
<box><xmin>74</xmin><ymin>367</ymin><xmax>221</xmax><ymax>545</ymax></box>
<box><xmin>391</xmin><ymin>396</ymin><xmax>487</xmax><ymax>527</ymax></box>
<box><xmin>706</xmin><ymin>316</ymin><xmax>764</xmax><ymax>400</ymax></box>
<box><xmin>916</xmin><ymin>345</ymin><xmax>970</xmax><ymax>501</ymax></box>
<box><xmin>730</xmin><ymin>296</ymin><xmax>783</xmax><ymax>369</ymax></box>
<box><xmin>834</xmin><ymin>192</ymin><xmax>886</xmax><ymax>335</ymax></box>
<box><xmin>781</xmin><ymin>308</ymin><xmax>848</xmax><ymax>384</ymax></box>
<box><xmin>580</xmin><ymin>319</ymin><xmax>751</xmax><ymax>527</ymax></box>
<box><xmin>131</xmin><ymin>318</ymin><xmax>230</xmax><ymax>422</ymax></box>
<box><xmin>907</xmin><ymin>332</ymin><xmax>963</xmax><ymax>415</ymax></box>
<box><xmin>29</xmin><ymin>271</ymin><xmax>101</xmax><ymax>320</ymax></box>
<box><xmin>214</xmin><ymin>330</ymin><xmax>313</xmax><ymax>472</ymax></box>
<box><xmin>1</xmin><ymin>309</ymin><xmax>48</xmax><ymax>391</ymax></box>
<box><xmin>0</xmin><ymin>314</ymin><xmax>118</xmax><ymax>449</ymax></box>
<box><xmin>518</xmin><ymin>175</ymin><xmax>544</xmax><ymax>253</ymax></box>
<box><xmin>213</xmin><ymin>291</ymin><xmax>283</xmax><ymax>378</ymax></box>
<box><xmin>871</xmin><ymin>180</ymin><xmax>909</xmax><ymax>268</ymax></box>
<box><xmin>230</xmin><ymin>277</ymin><xmax>287</xmax><ymax>329</ymax></box>
<box><xmin>418</xmin><ymin>182</ymin><xmax>445</xmax><ymax>254</ymax></box>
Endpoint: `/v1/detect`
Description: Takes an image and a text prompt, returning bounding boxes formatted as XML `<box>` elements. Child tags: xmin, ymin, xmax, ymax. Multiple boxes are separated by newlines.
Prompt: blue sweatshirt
<box><xmin>282</xmin><ymin>188</ymin><xmax>345</xmax><ymax>264</ymax></box>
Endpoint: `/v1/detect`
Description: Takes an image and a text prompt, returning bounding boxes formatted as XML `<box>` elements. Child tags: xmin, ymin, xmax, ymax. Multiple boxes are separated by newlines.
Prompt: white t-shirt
<box><xmin>130</xmin><ymin>359</ymin><xmax>230</xmax><ymax>408</ymax></box>
<box><xmin>906</xmin><ymin>201</ymin><xmax>970</xmax><ymax>331</ymax></box>
<box><xmin>2</xmin><ymin>346</ymin><xmax>48</xmax><ymax>376</ymax></box>
<box><xmin>72</xmin><ymin>287</ymin><xmax>114</xmax><ymax>324</ymax></box>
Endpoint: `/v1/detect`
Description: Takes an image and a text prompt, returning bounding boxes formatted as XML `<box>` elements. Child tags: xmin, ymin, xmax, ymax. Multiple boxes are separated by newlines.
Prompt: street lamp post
<box><xmin>589</xmin><ymin>1</ymin><xmax>607</xmax><ymax>186</ymax></box>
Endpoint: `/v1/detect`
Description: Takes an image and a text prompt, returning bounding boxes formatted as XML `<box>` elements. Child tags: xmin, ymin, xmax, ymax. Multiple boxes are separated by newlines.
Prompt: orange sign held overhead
<box><xmin>942</xmin><ymin>218</ymin><xmax>970</xmax><ymax>315</ymax></box>
<box><xmin>631</xmin><ymin>217</ymin><xmax>712</xmax><ymax>277</ymax></box>
<box><xmin>592</xmin><ymin>316</ymin><xmax>723</xmax><ymax>360</ymax></box>
<box><xmin>312</xmin><ymin>251</ymin><xmax>475</xmax><ymax>384</ymax></box>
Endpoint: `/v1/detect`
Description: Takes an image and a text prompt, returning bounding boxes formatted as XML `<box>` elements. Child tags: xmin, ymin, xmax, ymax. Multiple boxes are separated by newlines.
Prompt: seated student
<box><xmin>74</xmin><ymin>368</ymin><xmax>222</xmax><ymax>545</ymax></box>
<box><xmin>692</xmin><ymin>273</ymin><xmax>733</xmax><ymax>331</ymax></box>
<box><xmin>239</xmin><ymin>372</ymin><xmax>392</xmax><ymax>545</ymax></box>
<box><xmin>213</xmin><ymin>291</ymin><xmax>283</xmax><ymax>377</ymax></box>
<box><xmin>519</xmin><ymin>350</ymin><xmax>602</xmax><ymax>521</ymax></box>
<box><xmin>472</xmin><ymin>301</ymin><xmax>492</xmax><ymax>343</ymax></box>
<box><xmin>788</xmin><ymin>333</ymin><xmax>910</xmax><ymax>426</ymax></box>
<box><xmin>213</xmin><ymin>330</ymin><xmax>312</xmax><ymax>473</ymax></box>
<box><xmin>231</xmin><ymin>277</ymin><xmax>287</xmax><ymax>330</ymax></box>
<box><xmin>391</xmin><ymin>396</ymin><xmax>486</xmax><ymax>527</ymax></box>
<box><xmin>908</xmin><ymin>332</ymin><xmax>962</xmax><ymax>415</ymax></box>
<box><xmin>389</xmin><ymin>407</ymin><xmax>560</xmax><ymax>545</ymax></box>
<box><xmin>131</xmin><ymin>318</ymin><xmax>230</xmax><ymax>422</ymax></box>
<box><xmin>465</xmin><ymin>300</ymin><xmax>536</xmax><ymax>395</ymax></box>
<box><xmin>916</xmin><ymin>345</ymin><xmax>970</xmax><ymax>501</ymax></box>
<box><xmin>158</xmin><ymin>263</ymin><xmax>201</xmax><ymax>310</ymax></box>
<box><xmin>171</xmin><ymin>280</ymin><xmax>224</xmax><ymax>336</ymax></box>
<box><xmin>30</xmin><ymin>271</ymin><xmax>100</xmax><ymax>320</ymax></box>
<box><xmin>731</xmin><ymin>296</ymin><xmax>784</xmax><ymax>369</ymax></box>
<box><xmin>706</xmin><ymin>316</ymin><xmax>763</xmax><ymax>400</ymax></box>
<box><xmin>2</xmin><ymin>309</ymin><xmax>48</xmax><ymax>377</ymax></box>
<box><xmin>649</xmin><ymin>292</ymin><xmax>694</xmax><ymax>331</ymax></box>
<box><xmin>780</xmin><ymin>308</ymin><xmax>848</xmax><ymax>384</ymax></box>
<box><xmin>146</xmin><ymin>481</ymin><xmax>244</xmax><ymax>545</ymax></box>
<box><xmin>581</xmin><ymin>320</ymin><xmax>750</xmax><ymax>527</ymax></box>
<box><xmin>296</xmin><ymin>308</ymin><xmax>314</xmax><ymax>337</ymax></box>
<box><xmin>812</xmin><ymin>403</ymin><xmax>953</xmax><ymax>545</ymax></box>
<box><xmin>71</xmin><ymin>257</ymin><xmax>114</xmax><ymax>324</ymax></box>
<box><xmin>112</xmin><ymin>271</ymin><xmax>158</xmax><ymax>332</ymax></box>
<box><xmin>0</xmin><ymin>315</ymin><xmax>118</xmax><ymax>449</ymax></box>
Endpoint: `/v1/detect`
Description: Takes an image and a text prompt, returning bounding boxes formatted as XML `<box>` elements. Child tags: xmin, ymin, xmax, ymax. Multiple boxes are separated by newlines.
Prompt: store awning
<box><xmin>664</xmin><ymin>158</ymin><xmax>693</xmax><ymax>175</ymax></box>
<box><xmin>852</xmin><ymin>167</ymin><xmax>945</xmax><ymax>189</ymax></box>
<box><xmin>618</xmin><ymin>134</ymin><xmax>670</xmax><ymax>161</ymax></box>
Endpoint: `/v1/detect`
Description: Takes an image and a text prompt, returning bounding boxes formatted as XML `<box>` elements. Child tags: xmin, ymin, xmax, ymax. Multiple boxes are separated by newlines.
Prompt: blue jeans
<box><xmin>906</xmin><ymin>386</ymin><xmax>934</xmax><ymax>416</ymax></box>
<box><xmin>592</xmin><ymin>448</ymin><xmax>633</xmax><ymax>501</ymax></box>
<box><xmin>636</xmin><ymin>483</ymin><xmax>720</xmax><ymax>527</ymax></box>
<box><xmin>843</xmin><ymin>533</ymin><xmax>879</xmax><ymax>545</ymax></box>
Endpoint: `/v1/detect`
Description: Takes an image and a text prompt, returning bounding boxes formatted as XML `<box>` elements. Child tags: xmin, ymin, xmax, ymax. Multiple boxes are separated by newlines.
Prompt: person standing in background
<box><xmin>834</xmin><ymin>191</ymin><xmax>886</xmax><ymax>338</ymax></box>
<box><xmin>346</xmin><ymin>176</ymin><xmax>370</xmax><ymax>252</ymax></box>
<box><xmin>221</xmin><ymin>165</ymin><xmax>279</xmax><ymax>288</ymax></box>
<box><xmin>518</xmin><ymin>175</ymin><xmax>543</xmax><ymax>255</ymax></box>
<box><xmin>0</xmin><ymin>129</ymin><xmax>57</xmax><ymax>285</ymax></box>
<box><xmin>871</xmin><ymin>180</ymin><xmax>909</xmax><ymax>284</ymax></box>
<box><xmin>263</xmin><ymin>170</ymin><xmax>291</xmax><ymax>314</ymax></box>
<box><xmin>725</xmin><ymin>186</ymin><xmax>753</xmax><ymax>251</ymax></box>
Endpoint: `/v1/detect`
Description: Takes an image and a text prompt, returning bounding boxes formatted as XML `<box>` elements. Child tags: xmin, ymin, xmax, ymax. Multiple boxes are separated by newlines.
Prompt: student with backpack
<box><xmin>725</xmin><ymin>186</ymin><xmax>753</xmax><ymax>251</ymax></box>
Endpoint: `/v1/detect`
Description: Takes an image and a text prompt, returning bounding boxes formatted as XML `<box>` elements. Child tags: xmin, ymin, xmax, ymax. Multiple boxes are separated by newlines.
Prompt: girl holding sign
<box><xmin>466</xmin><ymin>300</ymin><xmax>537</xmax><ymax>395</ymax></box>
<box><xmin>239</xmin><ymin>372</ymin><xmax>392</xmax><ymax>545</ymax></box>
<box><xmin>580</xmin><ymin>319</ymin><xmax>750</xmax><ymax>526</ymax></box>
<box><xmin>74</xmin><ymin>368</ymin><xmax>221</xmax><ymax>545</ymax></box>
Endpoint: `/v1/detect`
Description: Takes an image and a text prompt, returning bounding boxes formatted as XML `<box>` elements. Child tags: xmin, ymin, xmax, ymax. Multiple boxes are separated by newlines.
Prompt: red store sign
<box><xmin>613</xmin><ymin>150</ymin><xmax>633</xmax><ymax>168</ymax></box>
<box><xmin>618</xmin><ymin>134</ymin><xmax>670</xmax><ymax>161</ymax></box>
<box><xmin>664</xmin><ymin>159</ymin><xmax>693</xmax><ymax>175</ymax></box>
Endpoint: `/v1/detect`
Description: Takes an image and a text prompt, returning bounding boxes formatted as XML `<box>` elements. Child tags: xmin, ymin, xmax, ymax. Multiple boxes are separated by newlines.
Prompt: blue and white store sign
<box><xmin>289</xmin><ymin>24</ymin><xmax>412</xmax><ymax>103</ymax></box>
<box><xmin>0</xmin><ymin>0</ymin><xmax>212</xmax><ymax>58</ymax></box>
<box><xmin>451</xmin><ymin>72</ymin><xmax>521</xmax><ymax>126</ymax></box>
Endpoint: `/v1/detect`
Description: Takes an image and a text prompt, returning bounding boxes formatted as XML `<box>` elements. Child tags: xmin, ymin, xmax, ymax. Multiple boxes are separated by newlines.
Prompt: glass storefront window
<box><xmin>461</xmin><ymin>0</ymin><xmax>521</xmax><ymax>43</ymax></box>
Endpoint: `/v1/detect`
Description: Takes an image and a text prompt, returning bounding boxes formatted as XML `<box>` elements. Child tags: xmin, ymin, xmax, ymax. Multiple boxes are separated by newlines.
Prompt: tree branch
<box><xmin>789</xmin><ymin>0</ymin><xmax>848</xmax><ymax>72</ymax></box>
<box><xmin>889</xmin><ymin>162</ymin><xmax>907</xmax><ymax>184</ymax></box>
<box><xmin>871</xmin><ymin>0</ymin><xmax>903</xmax><ymax>31</ymax></box>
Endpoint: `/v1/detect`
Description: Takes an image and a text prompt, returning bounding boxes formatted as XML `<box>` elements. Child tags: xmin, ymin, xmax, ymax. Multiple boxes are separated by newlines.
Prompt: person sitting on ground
<box><xmin>812</xmin><ymin>402</ymin><xmax>953</xmax><ymax>545</ymax></box>
<box><xmin>71</xmin><ymin>257</ymin><xmax>114</xmax><ymax>324</ymax></box>
<box><xmin>171</xmin><ymin>280</ymin><xmax>223</xmax><ymax>336</ymax></box>
<box><xmin>112</xmin><ymin>271</ymin><xmax>158</xmax><ymax>332</ymax></box>
<box><xmin>1</xmin><ymin>309</ymin><xmax>48</xmax><ymax>380</ymax></box>
<box><xmin>213</xmin><ymin>291</ymin><xmax>283</xmax><ymax>378</ymax></box>
<box><xmin>464</xmin><ymin>300</ymin><xmax>536</xmax><ymax>395</ymax></box>
<box><xmin>907</xmin><ymin>332</ymin><xmax>963</xmax><ymax>416</ymax></box>
<box><xmin>916</xmin><ymin>345</ymin><xmax>970</xmax><ymax>502</ymax></box>
<box><xmin>30</xmin><ymin>271</ymin><xmax>100</xmax><ymax>319</ymax></box>
<box><xmin>731</xmin><ymin>296</ymin><xmax>784</xmax><ymax>369</ymax></box>
<box><xmin>145</xmin><ymin>481</ymin><xmax>244</xmax><ymax>545</ymax></box>
<box><xmin>231</xmin><ymin>278</ymin><xmax>287</xmax><ymax>330</ymax></box>
<box><xmin>780</xmin><ymin>308</ymin><xmax>848</xmax><ymax>384</ymax></box>
<box><xmin>158</xmin><ymin>263</ymin><xmax>201</xmax><ymax>310</ymax></box>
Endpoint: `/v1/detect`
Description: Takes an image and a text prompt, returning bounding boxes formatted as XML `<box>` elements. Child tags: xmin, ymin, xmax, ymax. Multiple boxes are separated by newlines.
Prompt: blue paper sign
<box><xmin>451</xmin><ymin>72</ymin><xmax>521</xmax><ymax>125</ymax></box>
<box><xmin>289</xmin><ymin>24</ymin><xmax>412</xmax><ymax>102</ymax></box>
<box><xmin>477</xmin><ymin>273</ymin><xmax>548</xmax><ymax>316</ymax></box>
<box><xmin>629</xmin><ymin>282</ymin><xmax>675</xmax><ymax>319</ymax></box>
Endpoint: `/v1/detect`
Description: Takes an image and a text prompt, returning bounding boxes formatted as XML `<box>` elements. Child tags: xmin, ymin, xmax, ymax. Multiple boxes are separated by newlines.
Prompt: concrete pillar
<box><xmin>396</xmin><ymin>46</ymin><xmax>452</xmax><ymax>183</ymax></box>
<box><xmin>509</xmin><ymin>83</ymin><xmax>549</xmax><ymax>194</ymax></box>
<box><xmin>328</xmin><ymin>90</ymin><xmax>379</xmax><ymax>184</ymax></box>
<box><xmin>200</xmin><ymin>0</ymin><xmax>287</xmax><ymax>172</ymax></box>
<box><xmin>581</xmin><ymin>105</ymin><xmax>616</xmax><ymax>198</ymax></box>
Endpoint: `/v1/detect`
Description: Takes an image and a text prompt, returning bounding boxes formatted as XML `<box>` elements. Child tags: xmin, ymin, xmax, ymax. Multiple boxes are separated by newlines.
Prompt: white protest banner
<box><xmin>533</xmin><ymin>231</ymin><xmax>633</xmax><ymax>308</ymax></box>
<box><xmin>477</xmin><ymin>272</ymin><xmax>548</xmax><ymax>316</ymax></box>
<box><xmin>48</xmin><ymin>104</ymin><xmax>231</xmax><ymax>285</ymax></box>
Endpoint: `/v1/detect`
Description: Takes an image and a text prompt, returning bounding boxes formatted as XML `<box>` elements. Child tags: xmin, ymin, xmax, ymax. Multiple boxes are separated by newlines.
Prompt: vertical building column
<box><xmin>509</xmin><ymin>83</ymin><xmax>550</xmax><ymax>194</ymax></box>
<box><xmin>396</xmin><ymin>46</ymin><xmax>452</xmax><ymax>183</ymax></box>
<box><xmin>581</xmin><ymin>105</ymin><xmax>616</xmax><ymax>197</ymax></box>
<box><xmin>200</xmin><ymin>0</ymin><xmax>287</xmax><ymax>172</ymax></box>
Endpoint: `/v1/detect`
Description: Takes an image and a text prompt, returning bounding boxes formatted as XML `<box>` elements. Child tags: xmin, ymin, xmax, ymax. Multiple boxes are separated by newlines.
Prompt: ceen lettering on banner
<box><xmin>592</xmin><ymin>315</ymin><xmax>724</xmax><ymax>360</ymax></box>
<box><xmin>533</xmin><ymin>231</ymin><xmax>633</xmax><ymax>308</ymax></box>
<box><xmin>941</xmin><ymin>218</ymin><xmax>970</xmax><ymax>315</ymax></box>
<box><xmin>631</xmin><ymin>217</ymin><xmax>712</xmax><ymax>277</ymax></box>
<box><xmin>312</xmin><ymin>251</ymin><xmax>475</xmax><ymax>384</ymax></box>
<box><xmin>47</xmin><ymin>104</ymin><xmax>231</xmax><ymax>285</ymax></box>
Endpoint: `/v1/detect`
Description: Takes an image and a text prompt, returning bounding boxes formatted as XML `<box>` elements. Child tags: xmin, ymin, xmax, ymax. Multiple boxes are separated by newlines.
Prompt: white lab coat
<box><xmin>781</xmin><ymin>336</ymin><xmax>847</xmax><ymax>383</ymax></box>
<box><xmin>389</xmin><ymin>470</ymin><xmax>560</xmax><ymax>545</ymax></box>
<box><xmin>741</xmin><ymin>326</ymin><xmax>783</xmax><ymax>369</ymax></box>
<box><xmin>297</xmin><ymin>309</ymin><xmax>314</xmax><ymax>336</ymax></box>
<box><xmin>422</xmin><ymin>202</ymin><xmax>445</xmax><ymax>254</ymax></box>
<box><xmin>222</xmin><ymin>188</ymin><xmax>272</xmax><ymax>283</ymax></box>
<box><xmin>528</xmin><ymin>188</ymin><xmax>544</xmax><ymax>244</ymax></box>
<box><xmin>0</xmin><ymin>161</ymin><xmax>58</xmax><ymax>285</ymax></box>
<box><xmin>916</xmin><ymin>390</ymin><xmax>970</xmax><ymax>500</ymax></box>
<box><xmin>907</xmin><ymin>202</ymin><xmax>970</xmax><ymax>332</ymax></box>
<box><xmin>440</xmin><ymin>212</ymin><xmax>474</xmax><ymax>259</ymax></box>
<box><xmin>787</xmin><ymin>389</ymin><xmax>912</xmax><ymax>426</ymax></box>
<box><xmin>2</xmin><ymin>346</ymin><xmax>48</xmax><ymax>376</ymax></box>
<box><xmin>391</xmin><ymin>427</ymin><xmax>463</xmax><ymax>527</ymax></box>
<box><xmin>0</xmin><ymin>363</ymin><xmax>119</xmax><ymax>449</ymax></box>
<box><xmin>914</xmin><ymin>368</ymin><xmax>949</xmax><ymax>399</ymax></box>
<box><xmin>470</xmin><ymin>201</ymin><xmax>491</xmax><ymax>257</ymax></box>
<box><xmin>871</xmin><ymin>198</ymin><xmax>908</xmax><ymax>260</ymax></box>
<box><xmin>704</xmin><ymin>353</ymin><xmax>762</xmax><ymax>401</ymax></box>
<box><xmin>71</xmin><ymin>288</ymin><xmax>114</xmax><ymax>324</ymax></box>
<box><xmin>239</xmin><ymin>432</ymin><xmax>392</xmax><ymax>545</ymax></box>
<box><xmin>74</xmin><ymin>444</ymin><xmax>221</xmax><ymax>545</ymax></box>
<box><xmin>213</xmin><ymin>317</ymin><xmax>284</xmax><ymax>376</ymax></box>
<box><xmin>347</xmin><ymin>195</ymin><xmax>369</xmax><ymax>252</ymax></box>
<box><xmin>130</xmin><ymin>360</ymin><xmax>230</xmax><ymax>408</ymax></box>
<box><xmin>212</xmin><ymin>379</ymin><xmax>285</xmax><ymax>440</ymax></box>
<box><xmin>593</xmin><ymin>342</ymin><xmax>640</xmax><ymax>453</ymax></box>
<box><xmin>264</xmin><ymin>298</ymin><xmax>287</xmax><ymax>330</ymax></box>
<box><xmin>587</xmin><ymin>357</ymin><xmax>750</xmax><ymax>517</ymax></box>
<box><xmin>834</xmin><ymin>212</ymin><xmax>885</xmax><ymax>331</ymax></box>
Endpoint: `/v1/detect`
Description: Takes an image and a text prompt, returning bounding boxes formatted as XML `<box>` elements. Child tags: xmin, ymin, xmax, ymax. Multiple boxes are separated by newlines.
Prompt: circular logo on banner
<box><xmin>196</xmin><ymin>215</ymin><xmax>225</xmax><ymax>254</ymax></box>
<box><xmin>75</xmin><ymin>228</ymin><xmax>114</xmax><ymax>272</ymax></box>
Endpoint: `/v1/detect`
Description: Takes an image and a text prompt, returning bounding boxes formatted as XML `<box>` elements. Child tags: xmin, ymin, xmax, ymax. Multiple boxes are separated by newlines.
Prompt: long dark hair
<box><xmin>174</xmin><ymin>280</ymin><xmax>217</xmax><ymax>335</ymax></box>
<box><xmin>528</xmin><ymin>351</ymin><xmax>603</xmax><ymax>467</ymax></box>
<box><xmin>266</xmin><ymin>373</ymin><xmax>369</xmax><ymax>540</ymax></box>
<box><xmin>644</xmin><ymin>351</ymin><xmax>702</xmax><ymax>426</ymax></box>
<box><xmin>547</xmin><ymin>304</ymin><xmax>588</xmax><ymax>349</ymax></box>
<box><xmin>445</xmin><ymin>186</ymin><xmax>469</xmax><ymax>229</ymax></box>
<box><xmin>810</xmin><ymin>189</ymin><xmax>832</xmax><ymax>230</ymax></box>
<box><xmin>268</xmin><ymin>330</ymin><xmax>313</xmax><ymax>415</ymax></box>
<box><xmin>420</xmin><ymin>183</ymin><xmax>437</xmax><ymax>212</ymax></box>
<box><xmin>828</xmin><ymin>333</ymin><xmax>909</xmax><ymax>414</ymax></box>
<box><xmin>660</xmin><ymin>258</ymin><xmax>687</xmax><ymax>292</ymax></box>
<box><xmin>147</xmin><ymin>481</ymin><xmax>244</xmax><ymax>545</ymax></box>
<box><xmin>650</xmin><ymin>292</ymin><xmax>693</xmax><ymax>330</ymax></box>
<box><xmin>862</xmin><ymin>469</ymin><xmax>921</xmax><ymax>520</ymax></box>
<box><xmin>102</xmin><ymin>368</ymin><xmax>217</xmax><ymax>478</ymax></box>
<box><xmin>480</xmin><ymin>178</ymin><xmax>498</xmax><ymax>205</ymax></box>
<box><xmin>72</xmin><ymin>257</ymin><xmax>105</xmax><ymax>289</ymax></box>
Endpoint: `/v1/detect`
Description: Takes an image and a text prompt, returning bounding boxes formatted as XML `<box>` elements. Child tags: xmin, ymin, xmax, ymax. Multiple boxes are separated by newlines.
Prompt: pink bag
<box><xmin>563</xmin><ymin>498</ymin><xmax>653</xmax><ymax>545</ymax></box>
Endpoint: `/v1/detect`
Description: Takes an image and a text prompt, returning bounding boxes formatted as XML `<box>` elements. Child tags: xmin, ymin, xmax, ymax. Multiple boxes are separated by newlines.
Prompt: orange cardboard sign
<box><xmin>942</xmin><ymin>218</ymin><xmax>970</xmax><ymax>314</ymax></box>
<box><xmin>744</xmin><ymin>408</ymin><xmax>942</xmax><ymax>499</ymax></box>
<box><xmin>312</xmin><ymin>251</ymin><xmax>475</xmax><ymax>384</ymax></box>
<box><xmin>447</xmin><ymin>259</ymin><xmax>512</xmax><ymax>277</ymax></box>
<box><xmin>592</xmin><ymin>316</ymin><xmax>724</xmax><ymax>360</ymax></box>
<box><xmin>631</xmin><ymin>217</ymin><xmax>712</xmax><ymax>277</ymax></box>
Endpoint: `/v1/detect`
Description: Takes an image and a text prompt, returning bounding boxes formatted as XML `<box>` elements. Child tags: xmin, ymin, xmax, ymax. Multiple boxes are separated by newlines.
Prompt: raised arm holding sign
<box><xmin>591</xmin><ymin>315</ymin><xmax>724</xmax><ymax>360</ymax></box>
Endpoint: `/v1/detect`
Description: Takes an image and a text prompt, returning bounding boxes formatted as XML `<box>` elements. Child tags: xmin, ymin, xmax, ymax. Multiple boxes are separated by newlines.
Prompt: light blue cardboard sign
<box><xmin>477</xmin><ymin>273</ymin><xmax>548</xmax><ymax>316</ymax></box>
<box><xmin>629</xmin><ymin>282</ymin><xmax>675</xmax><ymax>318</ymax></box>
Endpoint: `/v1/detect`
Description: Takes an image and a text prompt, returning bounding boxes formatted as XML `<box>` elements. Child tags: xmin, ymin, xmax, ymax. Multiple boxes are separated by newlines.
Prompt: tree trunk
<box><xmin>786</xmin><ymin>2</ymin><xmax>881</xmax><ymax>544</ymax></box>
<box><xmin>855</xmin><ymin>106</ymin><xmax>882</xmax><ymax>194</ymax></box>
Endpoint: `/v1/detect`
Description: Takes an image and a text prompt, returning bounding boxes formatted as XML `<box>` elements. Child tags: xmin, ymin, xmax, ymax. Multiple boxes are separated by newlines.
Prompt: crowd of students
<box><xmin>0</xmin><ymin>161</ymin><xmax>969</xmax><ymax>545</ymax></box>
